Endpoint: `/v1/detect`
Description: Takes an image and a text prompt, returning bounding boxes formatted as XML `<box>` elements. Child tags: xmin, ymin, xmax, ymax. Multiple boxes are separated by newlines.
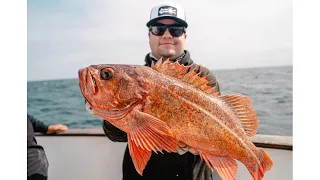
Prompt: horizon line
<box><xmin>27</xmin><ymin>64</ymin><xmax>292</xmax><ymax>82</ymax></box>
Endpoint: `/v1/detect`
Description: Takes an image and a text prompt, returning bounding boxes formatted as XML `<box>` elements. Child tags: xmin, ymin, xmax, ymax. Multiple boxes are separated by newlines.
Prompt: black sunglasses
<box><xmin>149</xmin><ymin>24</ymin><xmax>185</xmax><ymax>37</ymax></box>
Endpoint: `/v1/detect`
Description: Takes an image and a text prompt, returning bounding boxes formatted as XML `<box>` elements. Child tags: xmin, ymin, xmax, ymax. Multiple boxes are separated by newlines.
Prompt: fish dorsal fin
<box><xmin>220</xmin><ymin>94</ymin><xmax>259</xmax><ymax>137</ymax></box>
<box><xmin>151</xmin><ymin>58</ymin><xmax>219</xmax><ymax>96</ymax></box>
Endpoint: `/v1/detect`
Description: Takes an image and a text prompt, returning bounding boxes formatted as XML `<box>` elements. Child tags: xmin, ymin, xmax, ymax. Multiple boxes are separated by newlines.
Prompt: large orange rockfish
<box><xmin>78</xmin><ymin>59</ymin><xmax>273</xmax><ymax>180</ymax></box>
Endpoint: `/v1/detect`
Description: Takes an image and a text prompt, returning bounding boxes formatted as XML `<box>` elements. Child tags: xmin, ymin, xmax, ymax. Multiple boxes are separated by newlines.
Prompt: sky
<box><xmin>27</xmin><ymin>0</ymin><xmax>292</xmax><ymax>81</ymax></box>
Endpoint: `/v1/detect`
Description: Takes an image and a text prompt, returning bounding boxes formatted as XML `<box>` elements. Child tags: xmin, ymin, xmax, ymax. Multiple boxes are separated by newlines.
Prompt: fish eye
<box><xmin>100</xmin><ymin>67</ymin><xmax>114</xmax><ymax>80</ymax></box>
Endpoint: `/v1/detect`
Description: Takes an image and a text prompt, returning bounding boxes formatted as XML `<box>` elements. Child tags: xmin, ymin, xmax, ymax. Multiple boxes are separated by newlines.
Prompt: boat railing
<box><xmin>35</xmin><ymin>128</ymin><xmax>292</xmax><ymax>150</ymax></box>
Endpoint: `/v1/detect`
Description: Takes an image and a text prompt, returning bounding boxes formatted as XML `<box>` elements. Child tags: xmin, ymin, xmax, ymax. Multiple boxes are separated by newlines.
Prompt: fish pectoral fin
<box><xmin>127</xmin><ymin>110</ymin><xmax>177</xmax><ymax>175</ymax></box>
<box><xmin>127</xmin><ymin>134</ymin><xmax>152</xmax><ymax>176</ymax></box>
<box><xmin>200</xmin><ymin>154</ymin><xmax>238</xmax><ymax>180</ymax></box>
<box><xmin>129</xmin><ymin>110</ymin><xmax>177</xmax><ymax>154</ymax></box>
<box><xmin>219</xmin><ymin>94</ymin><xmax>259</xmax><ymax>137</ymax></box>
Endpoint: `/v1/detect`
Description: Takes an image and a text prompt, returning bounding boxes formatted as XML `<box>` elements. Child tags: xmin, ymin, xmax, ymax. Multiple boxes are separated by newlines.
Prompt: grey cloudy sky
<box><xmin>27</xmin><ymin>0</ymin><xmax>292</xmax><ymax>81</ymax></box>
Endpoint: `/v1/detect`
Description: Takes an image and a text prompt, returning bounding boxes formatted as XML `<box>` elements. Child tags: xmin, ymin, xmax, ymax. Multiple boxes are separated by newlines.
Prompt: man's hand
<box><xmin>176</xmin><ymin>141</ymin><xmax>199</xmax><ymax>155</ymax></box>
<box><xmin>47</xmin><ymin>124</ymin><xmax>69</xmax><ymax>134</ymax></box>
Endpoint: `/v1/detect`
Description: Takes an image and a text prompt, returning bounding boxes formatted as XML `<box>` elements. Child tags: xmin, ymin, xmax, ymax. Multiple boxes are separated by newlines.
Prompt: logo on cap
<box><xmin>158</xmin><ymin>6</ymin><xmax>177</xmax><ymax>17</ymax></box>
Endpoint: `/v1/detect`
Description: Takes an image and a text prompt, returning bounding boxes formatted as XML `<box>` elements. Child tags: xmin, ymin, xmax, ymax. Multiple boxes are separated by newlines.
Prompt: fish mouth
<box><xmin>86</xmin><ymin>68</ymin><xmax>98</xmax><ymax>95</ymax></box>
<box><xmin>78</xmin><ymin>67</ymin><xmax>99</xmax><ymax>98</ymax></box>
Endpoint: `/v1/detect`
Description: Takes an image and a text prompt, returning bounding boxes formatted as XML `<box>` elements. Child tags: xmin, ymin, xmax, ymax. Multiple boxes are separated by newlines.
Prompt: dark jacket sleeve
<box><xmin>27</xmin><ymin>114</ymin><xmax>49</xmax><ymax>134</ymax></box>
<box><xmin>102</xmin><ymin>120</ymin><xmax>128</xmax><ymax>142</ymax></box>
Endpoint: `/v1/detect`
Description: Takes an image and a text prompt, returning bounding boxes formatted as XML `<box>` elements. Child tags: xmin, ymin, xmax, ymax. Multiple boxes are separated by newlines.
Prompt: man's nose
<box><xmin>162</xmin><ymin>28</ymin><xmax>172</xmax><ymax>38</ymax></box>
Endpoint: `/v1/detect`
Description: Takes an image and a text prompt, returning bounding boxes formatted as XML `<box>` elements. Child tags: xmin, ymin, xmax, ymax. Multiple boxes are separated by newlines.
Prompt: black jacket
<box><xmin>102</xmin><ymin>50</ymin><xmax>221</xmax><ymax>180</ymax></box>
<box><xmin>27</xmin><ymin>114</ymin><xmax>49</xmax><ymax>149</ymax></box>
<box><xmin>27</xmin><ymin>114</ymin><xmax>49</xmax><ymax>177</ymax></box>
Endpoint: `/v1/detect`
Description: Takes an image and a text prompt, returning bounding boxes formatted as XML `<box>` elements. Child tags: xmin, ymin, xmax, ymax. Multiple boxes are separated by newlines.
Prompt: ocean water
<box><xmin>27</xmin><ymin>66</ymin><xmax>292</xmax><ymax>136</ymax></box>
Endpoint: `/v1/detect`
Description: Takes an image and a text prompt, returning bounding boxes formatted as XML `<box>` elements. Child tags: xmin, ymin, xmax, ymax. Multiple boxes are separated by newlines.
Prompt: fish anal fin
<box><xmin>220</xmin><ymin>94</ymin><xmax>259</xmax><ymax>137</ymax></box>
<box><xmin>151</xmin><ymin>58</ymin><xmax>219</xmax><ymax>96</ymax></box>
<box><xmin>129</xmin><ymin>109</ymin><xmax>177</xmax><ymax>153</ymax></box>
<box><xmin>127</xmin><ymin>134</ymin><xmax>152</xmax><ymax>176</ymax></box>
<box><xmin>200</xmin><ymin>154</ymin><xmax>238</xmax><ymax>180</ymax></box>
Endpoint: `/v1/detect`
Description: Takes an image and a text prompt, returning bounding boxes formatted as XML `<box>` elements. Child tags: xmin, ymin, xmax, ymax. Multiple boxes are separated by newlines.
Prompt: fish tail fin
<box><xmin>248</xmin><ymin>149</ymin><xmax>274</xmax><ymax>180</ymax></box>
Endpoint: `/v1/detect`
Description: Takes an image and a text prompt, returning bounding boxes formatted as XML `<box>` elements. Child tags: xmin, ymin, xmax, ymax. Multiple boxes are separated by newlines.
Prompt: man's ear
<box><xmin>148</xmin><ymin>32</ymin><xmax>151</xmax><ymax>45</ymax></box>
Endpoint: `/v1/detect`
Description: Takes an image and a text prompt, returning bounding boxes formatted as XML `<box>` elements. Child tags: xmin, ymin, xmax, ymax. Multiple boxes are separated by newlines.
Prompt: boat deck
<box><xmin>36</xmin><ymin>129</ymin><xmax>292</xmax><ymax>180</ymax></box>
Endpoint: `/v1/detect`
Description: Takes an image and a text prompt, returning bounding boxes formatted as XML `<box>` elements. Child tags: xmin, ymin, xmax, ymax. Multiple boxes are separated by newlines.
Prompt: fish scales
<box><xmin>137</xmin><ymin>69</ymin><xmax>253</xmax><ymax>160</ymax></box>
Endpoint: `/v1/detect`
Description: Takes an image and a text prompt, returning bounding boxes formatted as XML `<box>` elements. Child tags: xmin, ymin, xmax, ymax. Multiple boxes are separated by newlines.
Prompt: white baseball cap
<box><xmin>146</xmin><ymin>1</ymin><xmax>188</xmax><ymax>28</ymax></box>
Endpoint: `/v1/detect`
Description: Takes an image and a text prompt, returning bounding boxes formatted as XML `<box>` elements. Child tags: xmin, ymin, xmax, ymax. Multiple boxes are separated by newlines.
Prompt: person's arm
<box><xmin>102</xmin><ymin>120</ymin><xmax>128</xmax><ymax>142</ymax></box>
<box><xmin>27</xmin><ymin>114</ymin><xmax>69</xmax><ymax>134</ymax></box>
<box><xmin>27</xmin><ymin>114</ymin><xmax>49</xmax><ymax>134</ymax></box>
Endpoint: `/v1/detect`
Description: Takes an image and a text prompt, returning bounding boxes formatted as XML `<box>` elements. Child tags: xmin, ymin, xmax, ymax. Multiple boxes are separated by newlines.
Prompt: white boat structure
<box><xmin>36</xmin><ymin>129</ymin><xmax>292</xmax><ymax>180</ymax></box>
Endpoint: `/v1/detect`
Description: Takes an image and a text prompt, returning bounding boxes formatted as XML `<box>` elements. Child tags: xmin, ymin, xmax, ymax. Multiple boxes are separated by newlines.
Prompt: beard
<box><xmin>159</xmin><ymin>48</ymin><xmax>176</xmax><ymax>60</ymax></box>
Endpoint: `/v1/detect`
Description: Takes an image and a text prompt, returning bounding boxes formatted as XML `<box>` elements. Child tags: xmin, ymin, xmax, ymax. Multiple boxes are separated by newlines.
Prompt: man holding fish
<box><xmin>101</xmin><ymin>1</ymin><xmax>220</xmax><ymax>180</ymax></box>
<box><xmin>78</xmin><ymin>1</ymin><xmax>273</xmax><ymax>180</ymax></box>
